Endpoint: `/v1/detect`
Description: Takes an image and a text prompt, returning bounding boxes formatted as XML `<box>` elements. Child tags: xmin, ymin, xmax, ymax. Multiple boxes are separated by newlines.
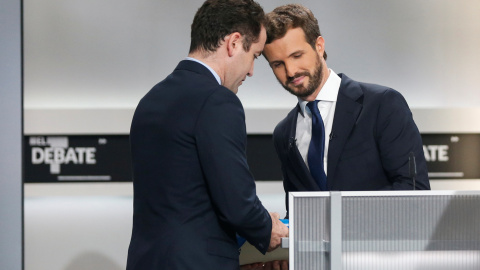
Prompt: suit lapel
<box><xmin>327</xmin><ymin>74</ymin><xmax>363</xmax><ymax>189</ymax></box>
<box><xmin>284</xmin><ymin>105</ymin><xmax>321</xmax><ymax>191</ymax></box>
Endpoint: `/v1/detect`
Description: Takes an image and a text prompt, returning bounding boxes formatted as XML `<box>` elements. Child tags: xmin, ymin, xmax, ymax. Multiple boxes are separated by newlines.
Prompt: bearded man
<box><xmin>262</xmin><ymin>4</ymin><xmax>430</xmax><ymax>217</ymax></box>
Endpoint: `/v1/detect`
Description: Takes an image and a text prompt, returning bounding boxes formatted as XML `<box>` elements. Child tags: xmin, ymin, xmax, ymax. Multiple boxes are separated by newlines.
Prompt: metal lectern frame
<box><xmin>289</xmin><ymin>190</ymin><xmax>480</xmax><ymax>270</ymax></box>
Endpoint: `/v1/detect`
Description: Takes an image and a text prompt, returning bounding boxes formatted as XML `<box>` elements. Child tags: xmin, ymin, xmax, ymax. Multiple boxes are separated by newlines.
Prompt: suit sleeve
<box><xmin>194</xmin><ymin>88</ymin><xmax>272</xmax><ymax>254</ymax></box>
<box><xmin>375</xmin><ymin>89</ymin><xmax>430</xmax><ymax>190</ymax></box>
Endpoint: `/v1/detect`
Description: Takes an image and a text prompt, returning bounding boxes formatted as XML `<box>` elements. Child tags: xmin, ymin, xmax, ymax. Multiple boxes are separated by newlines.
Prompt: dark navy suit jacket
<box><xmin>273</xmin><ymin>74</ymin><xmax>430</xmax><ymax>216</ymax></box>
<box><xmin>126</xmin><ymin>60</ymin><xmax>271</xmax><ymax>270</ymax></box>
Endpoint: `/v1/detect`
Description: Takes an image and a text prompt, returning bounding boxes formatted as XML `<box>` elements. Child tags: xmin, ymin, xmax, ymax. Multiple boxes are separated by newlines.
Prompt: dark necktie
<box><xmin>306</xmin><ymin>101</ymin><xmax>328</xmax><ymax>191</ymax></box>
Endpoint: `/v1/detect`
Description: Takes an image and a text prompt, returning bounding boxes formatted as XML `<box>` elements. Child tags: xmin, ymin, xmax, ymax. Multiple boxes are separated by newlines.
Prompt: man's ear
<box><xmin>226</xmin><ymin>32</ymin><xmax>242</xmax><ymax>57</ymax></box>
<box><xmin>315</xmin><ymin>36</ymin><xmax>325</xmax><ymax>56</ymax></box>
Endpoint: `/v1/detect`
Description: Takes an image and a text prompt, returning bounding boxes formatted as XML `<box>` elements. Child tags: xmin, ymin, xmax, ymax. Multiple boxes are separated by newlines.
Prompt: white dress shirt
<box><xmin>295</xmin><ymin>69</ymin><xmax>341</xmax><ymax>175</ymax></box>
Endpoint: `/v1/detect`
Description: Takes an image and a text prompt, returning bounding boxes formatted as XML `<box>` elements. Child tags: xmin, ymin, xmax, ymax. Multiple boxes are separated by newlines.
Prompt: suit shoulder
<box><xmin>338</xmin><ymin>74</ymin><xmax>411</xmax><ymax>115</ymax></box>
<box><xmin>196</xmin><ymin>85</ymin><xmax>244</xmax><ymax>119</ymax></box>
<box><xmin>355</xmin><ymin>80</ymin><xmax>392</xmax><ymax>95</ymax></box>
<box><xmin>360</xmin><ymin>82</ymin><xmax>408</xmax><ymax>105</ymax></box>
<box><xmin>193</xmin><ymin>84</ymin><xmax>245</xmax><ymax>128</ymax></box>
<box><xmin>340</xmin><ymin>73</ymin><xmax>398</xmax><ymax>95</ymax></box>
<box><xmin>133</xmin><ymin>69</ymin><xmax>239</xmax><ymax>131</ymax></box>
<box><xmin>346</xmin><ymin>82</ymin><xmax>410</xmax><ymax>121</ymax></box>
<box><xmin>143</xmin><ymin>68</ymin><xmax>238</xmax><ymax>104</ymax></box>
<box><xmin>347</xmin><ymin>78</ymin><xmax>407</xmax><ymax>105</ymax></box>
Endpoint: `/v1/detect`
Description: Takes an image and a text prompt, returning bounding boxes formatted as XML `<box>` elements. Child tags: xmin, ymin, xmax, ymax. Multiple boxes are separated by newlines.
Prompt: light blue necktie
<box><xmin>306</xmin><ymin>101</ymin><xmax>328</xmax><ymax>191</ymax></box>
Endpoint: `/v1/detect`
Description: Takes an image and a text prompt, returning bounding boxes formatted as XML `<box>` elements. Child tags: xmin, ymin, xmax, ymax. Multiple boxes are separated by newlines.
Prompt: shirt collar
<box><xmin>298</xmin><ymin>69</ymin><xmax>341</xmax><ymax>116</ymax></box>
<box><xmin>185</xmin><ymin>57</ymin><xmax>221</xmax><ymax>85</ymax></box>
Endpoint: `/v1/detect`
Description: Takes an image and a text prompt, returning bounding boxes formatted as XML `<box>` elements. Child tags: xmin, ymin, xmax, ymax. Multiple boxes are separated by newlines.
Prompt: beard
<box><xmin>279</xmin><ymin>53</ymin><xmax>324</xmax><ymax>98</ymax></box>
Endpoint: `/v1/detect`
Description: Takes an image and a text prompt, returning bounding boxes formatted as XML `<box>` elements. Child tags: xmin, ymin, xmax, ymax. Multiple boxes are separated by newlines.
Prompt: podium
<box><xmin>287</xmin><ymin>191</ymin><xmax>480</xmax><ymax>270</ymax></box>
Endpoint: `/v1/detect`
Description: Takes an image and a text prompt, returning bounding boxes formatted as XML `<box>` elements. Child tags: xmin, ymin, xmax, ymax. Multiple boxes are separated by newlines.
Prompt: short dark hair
<box><xmin>265</xmin><ymin>4</ymin><xmax>327</xmax><ymax>60</ymax></box>
<box><xmin>189</xmin><ymin>0</ymin><xmax>265</xmax><ymax>54</ymax></box>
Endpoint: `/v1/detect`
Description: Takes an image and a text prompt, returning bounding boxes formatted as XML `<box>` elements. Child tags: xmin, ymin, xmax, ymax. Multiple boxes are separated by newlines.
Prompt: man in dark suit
<box><xmin>126</xmin><ymin>1</ymin><xmax>288</xmax><ymax>269</ymax></box>
<box><xmin>262</xmin><ymin>4</ymin><xmax>430</xmax><ymax>217</ymax></box>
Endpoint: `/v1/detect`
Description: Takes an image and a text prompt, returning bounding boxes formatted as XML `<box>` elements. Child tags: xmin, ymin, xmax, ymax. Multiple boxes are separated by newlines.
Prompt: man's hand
<box><xmin>264</xmin><ymin>260</ymin><xmax>289</xmax><ymax>270</ymax></box>
<box><xmin>268</xmin><ymin>212</ymin><xmax>289</xmax><ymax>252</ymax></box>
<box><xmin>240</xmin><ymin>262</ymin><xmax>265</xmax><ymax>270</ymax></box>
<box><xmin>240</xmin><ymin>261</ymin><xmax>288</xmax><ymax>270</ymax></box>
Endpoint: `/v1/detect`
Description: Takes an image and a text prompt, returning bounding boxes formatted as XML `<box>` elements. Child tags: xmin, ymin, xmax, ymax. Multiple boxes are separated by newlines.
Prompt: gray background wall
<box><xmin>0</xmin><ymin>0</ymin><xmax>22</xmax><ymax>269</ymax></box>
<box><xmin>23</xmin><ymin>0</ymin><xmax>480</xmax><ymax>110</ymax></box>
<box><xmin>18</xmin><ymin>0</ymin><xmax>480</xmax><ymax>269</ymax></box>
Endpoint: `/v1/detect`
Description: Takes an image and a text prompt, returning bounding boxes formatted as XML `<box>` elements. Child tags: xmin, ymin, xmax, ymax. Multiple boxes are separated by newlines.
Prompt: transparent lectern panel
<box><xmin>342</xmin><ymin>193</ymin><xmax>480</xmax><ymax>270</ymax></box>
<box><xmin>293</xmin><ymin>195</ymin><xmax>330</xmax><ymax>270</ymax></box>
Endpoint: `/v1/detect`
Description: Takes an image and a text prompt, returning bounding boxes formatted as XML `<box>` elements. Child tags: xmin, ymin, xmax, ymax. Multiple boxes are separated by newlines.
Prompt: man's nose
<box><xmin>285</xmin><ymin>61</ymin><xmax>297</xmax><ymax>78</ymax></box>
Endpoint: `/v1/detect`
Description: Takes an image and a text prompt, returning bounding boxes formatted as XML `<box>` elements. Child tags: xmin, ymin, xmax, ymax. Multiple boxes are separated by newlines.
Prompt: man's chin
<box><xmin>285</xmin><ymin>86</ymin><xmax>313</xmax><ymax>98</ymax></box>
